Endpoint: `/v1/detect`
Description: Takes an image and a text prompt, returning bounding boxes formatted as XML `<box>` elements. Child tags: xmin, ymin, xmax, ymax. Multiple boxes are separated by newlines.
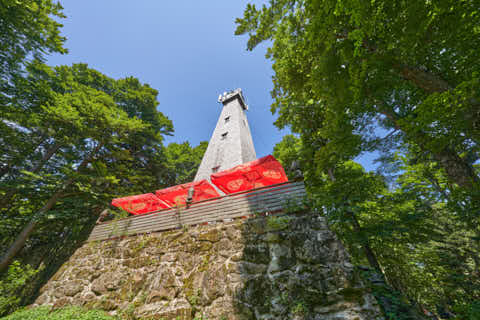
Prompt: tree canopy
<box><xmin>0</xmin><ymin>60</ymin><xmax>207</xmax><ymax>313</ymax></box>
<box><xmin>0</xmin><ymin>2</ymin><xmax>210</xmax><ymax>313</ymax></box>
<box><xmin>0</xmin><ymin>0</ymin><xmax>66</xmax><ymax>108</ymax></box>
<box><xmin>236</xmin><ymin>0</ymin><xmax>479</xmax><ymax>192</ymax></box>
<box><xmin>163</xmin><ymin>141</ymin><xmax>208</xmax><ymax>186</ymax></box>
<box><xmin>238</xmin><ymin>0</ymin><xmax>480</xmax><ymax>318</ymax></box>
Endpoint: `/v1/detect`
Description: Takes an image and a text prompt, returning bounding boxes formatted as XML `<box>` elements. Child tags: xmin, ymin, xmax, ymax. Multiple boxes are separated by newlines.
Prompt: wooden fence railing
<box><xmin>88</xmin><ymin>181</ymin><xmax>306</xmax><ymax>241</ymax></box>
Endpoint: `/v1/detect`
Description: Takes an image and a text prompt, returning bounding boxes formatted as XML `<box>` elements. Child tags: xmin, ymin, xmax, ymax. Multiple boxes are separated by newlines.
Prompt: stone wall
<box><xmin>34</xmin><ymin>213</ymin><xmax>384</xmax><ymax>319</ymax></box>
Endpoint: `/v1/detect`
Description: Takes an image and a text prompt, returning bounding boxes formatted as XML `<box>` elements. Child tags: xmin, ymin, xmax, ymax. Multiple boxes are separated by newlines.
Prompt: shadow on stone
<box><xmin>31</xmin><ymin>210</ymin><xmax>384</xmax><ymax>319</ymax></box>
<box><xmin>232</xmin><ymin>212</ymin><xmax>385</xmax><ymax>320</ymax></box>
<box><xmin>22</xmin><ymin>211</ymin><xmax>99</xmax><ymax>308</ymax></box>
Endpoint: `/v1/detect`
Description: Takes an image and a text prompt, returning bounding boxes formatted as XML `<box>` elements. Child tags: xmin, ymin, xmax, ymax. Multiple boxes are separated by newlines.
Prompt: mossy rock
<box><xmin>140</xmin><ymin>306</ymin><xmax>193</xmax><ymax>320</ymax></box>
<box><xmin>164</xmin><ymin>231</ymin><xmax>184</xmax><ymax>243</ymax></box>
<box><xmin>115</xmin><ymin>274</ymin><xmax>144</xmax><ymax>302</ymax></box>
<box><xmin>263</xmin><ymin>232</ymin><xmax>282</xmax><ymax>243</ymax></box>
<box><xmin>182</xmin><ymin>273</ymin><xmax>195</xmax><ymax>299</ymax></box>
<box><xmin>296</xmin><ymin>288</ymin><xmax>329</xmax><ymax>307</ymax></box>
<box><xmin>241</xmin><ymin>276</ymin><xmax>272</xmax><ymax>314</ymax></box>
<box><xmin>177</xmin><ymin>233</ymin><xmax>195</xmax><ymax>246</ymax></box>
<box><xmin>76</xmin><ymin>245</ymin><xmax>95</xmax><ymax>257</ymax></box>
<box><xmin>243</xmin><ymin>243</ymin><xmax>270</xmax><ymax>264</ymax></box>
<box><xmin>116</xmin><ymin>285</ymin><xmax>135</xmax><ymax>302</ymax></box>
<box><xmin>74</xmin><ymin>267</ymin><xmax>96</xmax><ymax>281</ymax></box>
<box><xmin>198</xmin><ymin>254</ymin><xmax>212</xmax><ymax>272</ymax></box>
<box><xmin>244</xmin><ymin>218</ymin><xmax>267</xmax><ymax>235</ymax></box>
<box><xmin>145</xmin><ymin>235</ymin><xmax>163</xmax><ymax>247</ymax></box>
<box><xmin>338</xmin><ymin>287</ymin><xmax>365</xmax><ymax>304</ymax></box>
<box><xmin>198</xmin><ymin>229</ymin><xmax>221</xmax><ymax>242</ymax></box>
<box><xmin>124</xmin><ymin>256</ymin><xmax>155</xmax><ymax>268</ymax></box>
<box><xmin>93</xmin><ymin>297</ymin><xmax>117</xmax><ymax>311</ymax></box>
<box><xmin>266</xmin><ymin>216</ymin><xmax>291</xmax><ymax>232</ymax></box>
<box><xmin>196</xmin><ymin>241</ymin><xmax>213</xmax><ymax>252</ymax></box>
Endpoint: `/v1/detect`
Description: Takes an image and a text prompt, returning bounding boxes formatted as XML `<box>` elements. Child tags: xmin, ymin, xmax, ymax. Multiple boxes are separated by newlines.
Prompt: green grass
<box><xmin>0</xmin><ymin>306</ymin><xmax>118</xmax><ymax>320</ymax></box>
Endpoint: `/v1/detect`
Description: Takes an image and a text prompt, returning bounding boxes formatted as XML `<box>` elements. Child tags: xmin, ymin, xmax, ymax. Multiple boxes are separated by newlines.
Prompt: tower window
<box><xmin>224</xmin><ymin>116</ymin><xmax>230</xmax><ymax>123</ymax></box>
<box><xmin>221</xmin><ymin>132</ymin><xmax>228</xmax><ymax>140</ymax></box>
<box><xmin>212</xmin><ymin>166</ymin><xmax>220</xmax><ymax>173</ymax></box>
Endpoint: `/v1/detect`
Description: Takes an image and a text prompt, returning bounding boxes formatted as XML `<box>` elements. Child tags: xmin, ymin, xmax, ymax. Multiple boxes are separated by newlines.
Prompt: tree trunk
<box><xmin>0</xmin><ymin>142</ymin><xmax>103</xmax><ymax>273</ymax></box>
<box><xmin>433</xmin><ymin>146</ymin><xmax>480</xmax><ymax>190</ymax></box>
<box><xmin>399</xmin><ymin>65</ymin><xmax>450</xmax><ymax>93</ymax></box>
<box><xmin>0</xmin><ymin>133</ymin><xmax>49</xmax><ymax>180</ymax></box>
<box><xmin>380</xmin><ymin>107</ymin><xmax>479</xmax><ymax>190</ymax></box>
<box><xmin>30</xmin><ymin>141</ymin><xmax>62</xmax><ymax>174</ymax></box>
<box><xmin>349</xmin><ymin>211</ymin><xmax>383</xmax><ymax>273</ymax></box>
<box><xmin>0</xmin><ymin>186</ymin><xmax>67</xmax><ymax>273</ymax></box>
<box><xmin>327</xmin><ymin>166</ymin><xmax>383</xmax><ymax>273</ymax></box>
<box><xmin>425</xmin><ymin>173</ymin><xmax>450</xmax><ymax>200</ymax></box>
<box><xmin>0</xmin><ymin>141</ymin><xmax>63</xmax><ymax>209</ymax></box>
<box><xmin>0</xmin><ymin>165</ymin><xmax>12</xmax><ymax>180</ymax></box>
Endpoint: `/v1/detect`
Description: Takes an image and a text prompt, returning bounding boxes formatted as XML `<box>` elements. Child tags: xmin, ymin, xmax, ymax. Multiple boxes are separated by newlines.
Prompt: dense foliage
<box><xmin>163</xmin><ymin>141</ymin><xmax>208</xmax><ymax>185</ymax></box>
<box><xmin>2</xmin><ymin>0</ymin><xmax>479</xmax><ymax>319</ymax></box>
<box><xmin>0</xmin><ymin>61</ymin><xmax>172</xmax><ymax>271</ymax></box>
<box><xmin>243</xmin><ymin>1</ymin><xmax>480</xmax><ymax>319</ymax></box>
<box><xmin>0</xmin><ymin>262</ymin><xmax>37</xmax><ymax>316</ymax></box>
<box><xmin>0</xmin><ymin>61</ymin><xmax>206</xmax><ymax>311</ymax></box>
<box><xmin>0</xmin><ymin>1</ymin><xmax>207</xmax><ymax>315</ymax></box>
<box><xmin>0</xmin><ymin>0</ymin><xmax>66</xmax><ymax>108</ymax></box>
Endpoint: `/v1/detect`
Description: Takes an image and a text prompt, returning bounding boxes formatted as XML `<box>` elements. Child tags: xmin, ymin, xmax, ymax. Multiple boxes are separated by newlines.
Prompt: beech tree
<box><xmin>273</xmin><ymin>134</ymin><xmax>480</xmax><ymax>317</ymax></box>
<box><xmin>235</xmin><ymin>0</ymin><xmax>480</xmax><ymax>193</ymax></box>
<box><xmin>0</xmin><ymin>1</ymin><xmax>208</xmax><ymax>313</ymax></box>
<box><xmin>241</xmin><ymin>0</ymin><xmax>480</xmax><ymax>317</ymax></box>
<box><xmin>0</xmin><ymin>63</ymin><xmax>173</xmax><ymax>272</ymax></box>
<box><xmin>0</xmin><ymin>0</ymin><xmax>66</xmax><ymax>107</ymax></box>
<box><xmin>0</xmin><ymin>0</ymin><xmax>67</xmax><ymax>185</ymax></box>
<box><xmin>163</xmin><ymin>141</ymin><xmax>208</xmax><ymax>185</ymax></box>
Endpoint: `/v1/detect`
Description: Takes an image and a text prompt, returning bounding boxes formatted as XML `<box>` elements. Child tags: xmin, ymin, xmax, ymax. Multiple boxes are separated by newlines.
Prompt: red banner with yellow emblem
<box><xmin>210</xmin><ymin>155</ymin><xmax>288</xmax><ymax>194</ymax></box>
<box><xmin>155</xmin><ymin>179</ymin><xmax>220</xmax><ymax>207</ymax></box>
<box><xmin>111</xmin><ymin>193</ymin><xmax>170</xmax><ymax>215</ymax></box>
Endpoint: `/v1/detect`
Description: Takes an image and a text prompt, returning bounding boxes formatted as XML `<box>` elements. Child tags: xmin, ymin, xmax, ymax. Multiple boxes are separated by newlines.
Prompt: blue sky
<box><xmin>47</xmin><ymin>1</ymin><xmax>288</xmax><ymax>158</ymax></box>
<box><xmin>47</xmin><ymin>1</ymin><xmax>376</xmax><ymax>171</ymax></box>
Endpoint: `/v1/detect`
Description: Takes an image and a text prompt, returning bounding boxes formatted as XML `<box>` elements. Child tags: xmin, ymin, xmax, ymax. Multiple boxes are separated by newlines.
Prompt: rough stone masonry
<box><xmin>34</xmin><ymin>212</ymin><xmax>384</xmax><ymax>319</ymax></box>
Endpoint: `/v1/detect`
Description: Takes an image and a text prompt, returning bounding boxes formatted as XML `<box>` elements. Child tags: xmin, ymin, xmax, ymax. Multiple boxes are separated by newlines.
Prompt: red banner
<box><xmin>155</xmin><ymin>179</ymin><xmax>220</xmax><ymax>207</ymax></box>
<box><xmin>111</xmin><ymin>193</ymin><xmax>169</xmax><ymax>215</ymax></box>
<box><xmin>210</xmin><ymin>155</ymin><xmax>288</xmax><ymax>194</ymax></box>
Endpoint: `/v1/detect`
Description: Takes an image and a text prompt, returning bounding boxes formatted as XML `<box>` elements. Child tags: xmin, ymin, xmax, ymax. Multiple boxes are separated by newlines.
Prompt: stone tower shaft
<box><xmin>194</xmin><ymin>89</ymin><xmax>256</xmax><ymax>182</ymax></box>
